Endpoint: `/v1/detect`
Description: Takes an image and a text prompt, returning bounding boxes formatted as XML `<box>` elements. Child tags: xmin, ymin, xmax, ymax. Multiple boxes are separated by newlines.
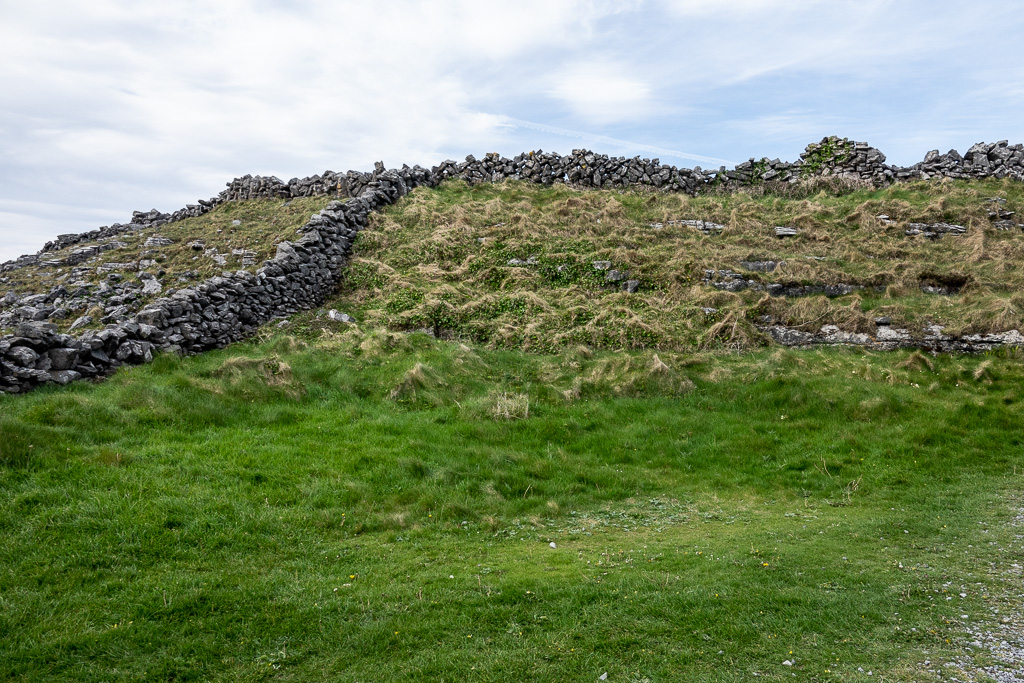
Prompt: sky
<box><xmin>1</xmin><ymin>0</ymin><xmax>1022</xmax><ymax>262</ymax></box>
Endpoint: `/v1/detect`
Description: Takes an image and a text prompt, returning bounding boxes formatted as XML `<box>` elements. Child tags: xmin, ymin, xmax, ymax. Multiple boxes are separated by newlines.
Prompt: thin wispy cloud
<box><xmin>500</xmin><ymin>118</ymin><xmax>735</xmax><ymax>166</ymax></box>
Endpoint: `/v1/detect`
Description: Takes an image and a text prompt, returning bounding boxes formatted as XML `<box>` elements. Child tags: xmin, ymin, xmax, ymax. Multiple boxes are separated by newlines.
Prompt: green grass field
<box><xmin>2</xmin><ymin>326</ymin><xmax>1023</xmax><ymax>681</ymax></box>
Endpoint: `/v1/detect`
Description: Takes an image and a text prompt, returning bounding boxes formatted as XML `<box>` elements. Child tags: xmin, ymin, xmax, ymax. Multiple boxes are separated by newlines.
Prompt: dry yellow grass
<box><xmin>317</xmin><ymin>178</ymin><xmax>1024</xmax><ymax>352</ymax></box>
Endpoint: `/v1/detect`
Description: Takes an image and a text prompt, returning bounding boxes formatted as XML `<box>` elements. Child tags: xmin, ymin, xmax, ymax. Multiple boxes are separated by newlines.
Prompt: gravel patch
<box><xmin>944</xmin><ymin>503</ymin><xmax>1024</xmax><ymax>682</ymax></box>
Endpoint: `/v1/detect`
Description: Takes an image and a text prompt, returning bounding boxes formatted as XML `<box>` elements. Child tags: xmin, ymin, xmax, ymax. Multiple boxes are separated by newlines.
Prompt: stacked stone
<box><xmin>217</xmin><ymin>162</ymin><xmax>436</xmax><ymax>203</ymax></box>
<box><xmin>900</xmin><ymin>141</ymin><xmax>1024</xmax><ymax>182</ymax></box>
<box><xmin>0</xmin><ymin>169</ymin><xmax>433</xmax><ymax>394</ymax></box>
<box><xmin>797</xmin><ymin>136</ymin><xmax>893</xmax><ymax>184</ymax></box>
<box><xmin>431</xmin><ymin>149</ymin><xmax>712</xmax><ymax>192</ymax></box>
<box><xmin>8</xmin><ymin>137</ymin><xmax>1024</xmax><ymax>276</ymax></box>
<box><xmin>727</xmin><ymin>158</ymin><xmax>799</xmax><ymax>184</ymax></box>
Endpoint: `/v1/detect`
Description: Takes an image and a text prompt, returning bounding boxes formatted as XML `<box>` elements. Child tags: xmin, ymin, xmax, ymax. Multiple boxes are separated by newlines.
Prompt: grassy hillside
<box><xmin>3</xmin><ymin>178</ymin><xmax>1024</xmax><ymax>680</ymax></box>
<box><xmin>2</xmin><ymin>325</ymin><xmax>1023</xmax><ymax>680</ymax></box>
<box><xmin>325</xmin><ymin>178</ymin><xmax>1024</xmax><ymax>351</ymax></box>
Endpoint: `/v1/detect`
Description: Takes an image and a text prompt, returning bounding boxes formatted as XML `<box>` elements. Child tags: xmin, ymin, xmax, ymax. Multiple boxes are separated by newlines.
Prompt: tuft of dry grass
<box><xmin>215</xmin><ymin>354</ymin><xmax>304</xmax><ymax>397</ymax></box>
<box><xmin>489</xmin><ymin>391</ymin><xmax>530</xmax><ymax>420</ymax></box>
<box><xmin>389</xmin><ymin>362</ymin><xmax>441</xmax><ymax>401</ymax></box>
<box><xmin>898</xmin><ymin>351</ymin><xmax>935</xmax><ymax>372</ymax></box>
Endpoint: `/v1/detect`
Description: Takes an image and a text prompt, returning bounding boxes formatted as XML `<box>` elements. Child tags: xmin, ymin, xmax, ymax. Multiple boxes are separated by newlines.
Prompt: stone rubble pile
<box><xmin>905</xmin><ymin>222</ymin><xmax>968</xmax><ymax>239</ymax></box>
<box><xmin>902</xmin><ymin>141</ymin><xmax>1024</xmax><ymax>182</ymax></box>
<box><xmin>649</xmin><ymin>219</ymin><xmax>725</xmax><ymax>234</ymax></box>
<box><xmin>4</xmin><ymin>135</ymin><xmax>1024</xmax><ymax>394</ymax></box>
<box><xmin>767</xmin><ymin>323</ymin><xmax>1024</xmax><ymax>356</ymax></box>
<box><xmin>702</xmin><ymin>269</ymin><xmax>873</xmax><ymax>298</ymax></box>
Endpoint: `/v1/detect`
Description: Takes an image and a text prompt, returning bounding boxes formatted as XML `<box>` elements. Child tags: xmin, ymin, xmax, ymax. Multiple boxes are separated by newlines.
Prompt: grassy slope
<box><xmin>2</xmin><ymin>327</ymin><xmax>1023</xmax><ymax>681</ymax></box>
<box><xmin>1</xmin><ymin>197</ymin><xmax>330</xmax><ymax>333</ymax></box>
<box><xmin>326</xmin><ymin>179</ymin><xmax>1024</xmax><ymax>352</ymax></box>
<box><xmin>3</xmin><ymin>179</ymin><xmax>1024</xmax><ymax>680</ymax></box>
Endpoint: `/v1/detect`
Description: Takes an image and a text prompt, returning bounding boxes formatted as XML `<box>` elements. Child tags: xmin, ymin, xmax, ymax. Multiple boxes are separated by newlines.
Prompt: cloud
<box><xmin>1</xmin><ymin>1</ymin><xmax>1023</xmax><ymax>261</ymax></box>
<box><xmin>659</xmin><ymin>0</ymin><xmax>827</xmax><ymax>16</ymax></box>
<box><xmin>546</xmin><ymin>62</ymin><xmax>654</xmax><ymax>125</ymax></box>
<box><xmin>0</xmin><ymin>1</ymin><xmax>631</xmax><ymax>260</ymax></box>
<box><xmin>500</xmin><ymin>117</ymin><xmax>734</xmax><ymax>165</ymax></box>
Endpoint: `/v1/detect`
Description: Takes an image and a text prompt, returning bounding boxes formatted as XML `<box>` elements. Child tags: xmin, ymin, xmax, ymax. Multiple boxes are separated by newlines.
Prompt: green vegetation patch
<box><xmin>2</xmin><ymin>327</ymin><xmax>1023</xmax><ymax>680</ymax></box>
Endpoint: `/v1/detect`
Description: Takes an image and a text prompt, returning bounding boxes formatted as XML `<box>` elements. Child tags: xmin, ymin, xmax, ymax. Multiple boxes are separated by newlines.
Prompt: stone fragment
<box><xmin>141</xmin><ymin>279</ymin><xmax>163</xmax><ymax>296</ymax></box>
<box><xmin>327</xmin><ymin>309</ymin><xmax>356</xmax><ymax>323</ymax></box>
<box><xmin>16</xmin><ymin>321</ymin><xmax>57</xmax><ymax>338</ymax></box>
<box><xmin>905</xmin><ymin>222</ymin><xmax>967</xmax><ymax>239</ymax></box>
<box><xmin>50</xmin><ymin>370</ymin><xmax>82</xmax><ymax>385</ymax></box>
<box><xmin>6</xmin><ymin>345</ymin><xmax>40</xmax><ymax>366</ymax></box>
<box><xmin>48</xmin><ymin>348</ymin><xmax>79</xmax><ymax>371</ymax></box>
<box><xmin>740</xmin><ymin>260</ymin><xmax>779</xmax><ymax>273</ymax></box>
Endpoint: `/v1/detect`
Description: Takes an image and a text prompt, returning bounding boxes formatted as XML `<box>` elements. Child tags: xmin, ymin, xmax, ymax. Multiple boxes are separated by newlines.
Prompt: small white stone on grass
<box><xmin>328</xmin><ymin>309</ymin><xmax>356</xmax><ymax>323</ymax></box>
<box><xmin>549</xmin><ymin>542</ymin><xmax>557</xmax><ymax>549</ymax></box>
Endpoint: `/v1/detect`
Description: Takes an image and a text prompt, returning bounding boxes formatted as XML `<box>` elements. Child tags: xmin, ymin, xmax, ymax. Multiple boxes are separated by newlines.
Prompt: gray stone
<box><xmin>775</xmin><ymin>227</ymin><xmax>798</xmax><ymax>237</ymax></box>
<box><xmin>740</xmin><ymin>260</ymin><xmax>779</xmax><ymax>273</ymax></box>
<box><xmin>68</xmin><ymin>315</ymin><xmax>93</xmax><ymax>331</ymax></box>
<box><xmin>50</xmin><ymin>370</ymin><xmax>81</xmax><ymax>385</ymax></box>
<box><xmin>141</xmin><ymin>279</ymin><xmax>163</xmax><ymax>296</ymax></box>
<box><xmin>48</xmin><ymin>348</ymin><xmax>78</xmax><ymax>371</ymax></box>
<box><xmin>327</xmin><ymin>309</ymin><xmax>356</xmax><ymax>323</ymax></box>
<box><xmin>16</xmin><ymin>322</ymin><xmax>57</xmax><ymax>338</ymax></box>
<box><xmin>16</xmin><ymin>306</ymin><xmax>50</xmax><ymax>321</ymax></box>
<box><xmin>6</xmin><ymin>345</ymin><xmax>39</xmax><ymax>367</ymax></box>
<box><xmin>275</xmin><ymin>242</ymin><xmax>300</xmax><ymax>263</ymax></box>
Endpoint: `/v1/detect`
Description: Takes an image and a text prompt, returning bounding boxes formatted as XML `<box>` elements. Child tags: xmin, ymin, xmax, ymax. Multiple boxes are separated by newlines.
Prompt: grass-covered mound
<box><xmin>327</xmin><ymin>179</ymin><xmax>1024</xmax><ymax>351</ymax></box>
<box><xmin>2</xmin><ymin>327</ymin><xmax>1022</xmax><ymax>680</ymax></box>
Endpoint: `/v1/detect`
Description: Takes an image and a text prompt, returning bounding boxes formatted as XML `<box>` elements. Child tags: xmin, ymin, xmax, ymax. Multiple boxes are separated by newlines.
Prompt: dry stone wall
<box><xmin>2</xmin><ymin>136</ymin><xmax>1024</xmax><ymax>394</ymax></box>
<box><xmin>0</xmin><ymin>167</ymin><xmax>423</xmax><ymax>394</ymax></box>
